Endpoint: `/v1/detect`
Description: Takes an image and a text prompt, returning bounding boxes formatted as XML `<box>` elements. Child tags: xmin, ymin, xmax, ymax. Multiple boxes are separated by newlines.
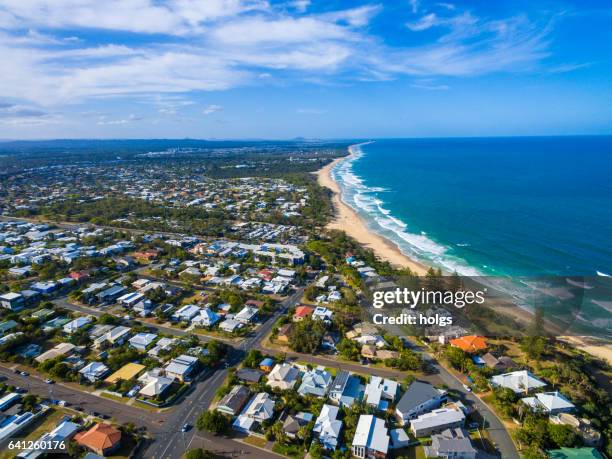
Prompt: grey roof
<box><xmin>218</xmin><ymin>385</ymin><xmax>251</xmax><ymax>414</ymax></box>
<box><xmin>426</xmin><ymin>428</ymin><xmax>477</xmax><ymax>456</ymax></box>
<box><xmin>397</xmin><ymin>381</ymin><xmax>442</xmax><ymax>413</ymax></box>
<box><xmin>236</xmin><ymin>368</ymin><xmax>263</xmax><ymax>383</ymax></box>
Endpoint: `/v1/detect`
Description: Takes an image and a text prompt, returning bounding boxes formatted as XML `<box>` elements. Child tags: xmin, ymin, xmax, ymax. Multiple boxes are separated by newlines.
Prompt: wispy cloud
<box><xmin>97</xmin><ymin>113</ymin><xmax>142</xmax><ymax>125</ymax></box>
<box><xmin>203</xmin><ymin>104</ymin><xmax>223</xmax><ymax>115</ymax></box>
<box><xmin>0</xmin><ymin>0</ymin><xmax>566</xmax><ymax>113</ymax></box>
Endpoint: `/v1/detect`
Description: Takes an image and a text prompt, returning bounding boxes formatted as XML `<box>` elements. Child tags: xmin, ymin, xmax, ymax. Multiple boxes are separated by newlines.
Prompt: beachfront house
<box><xmin>396</xmin><ymin>381</ymin><xmax>447</xmax><ymax>425</ymax></box>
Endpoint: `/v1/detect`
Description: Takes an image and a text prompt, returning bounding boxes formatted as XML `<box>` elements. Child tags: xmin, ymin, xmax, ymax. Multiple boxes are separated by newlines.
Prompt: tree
<box><xmin>243</xmin><ymin>349</ymin><xmax>263</xmax><ymax>368</ymax></box>
<box><xmin>304</xmin><ymin>284</ymin><xmax>319</xmax><ymax>301</ymax></box>
<box><xmin>196</xmin><ymin>410</ymin><xmax>230</xmax><ymax>435</ymax></box>
<box><xmin>337</xmin><ymin>339</ymin><xmax>360</xmax><ymax>361</ymax></box>
<box><xmin>547</xmin><ymin>423</ymin><xmax>578</xmax><ymax>448</ymax></box>
<box><xmin>184</xmin><ymin>448</ymin><xmax>214</xmax><ymax>459</ymax></box>
<box><xmin>289</xmin><ymin>317</ymin><xmax>325</xmax><ymax>353</ymax></box>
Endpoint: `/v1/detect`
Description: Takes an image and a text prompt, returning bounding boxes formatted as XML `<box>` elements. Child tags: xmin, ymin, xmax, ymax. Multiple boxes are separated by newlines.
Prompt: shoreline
<box><xmin>315</xmin><ymin>145</ymin><xmax>612</xmax><ymax>364</ymax></box>
<box><xmin>316</xmin><ymin>145</ymin><xmax>428</xmax><ymax>276</ymax></box>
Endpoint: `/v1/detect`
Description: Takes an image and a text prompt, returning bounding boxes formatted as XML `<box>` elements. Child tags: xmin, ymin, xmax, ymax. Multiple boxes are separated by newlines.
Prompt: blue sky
<box><xmin>0</xmin><ymin>0</ymin><xmax>610</xmax><ymax>139</ymax></box>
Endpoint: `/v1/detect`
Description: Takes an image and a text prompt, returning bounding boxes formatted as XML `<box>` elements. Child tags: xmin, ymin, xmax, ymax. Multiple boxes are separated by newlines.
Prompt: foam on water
<box><xmin>333</xmin><ymin>143</ymin><xmax>482</xmax><ymax>277</ymax></box>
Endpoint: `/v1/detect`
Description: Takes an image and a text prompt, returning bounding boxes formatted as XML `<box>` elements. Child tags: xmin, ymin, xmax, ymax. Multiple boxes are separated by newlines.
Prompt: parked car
<box><xmin>462</xmin><ymin>384</ymin><xmax>472</xmax><ymax>392</ymax></box>
<box><xmin>20</xmin><ymin>371</ymin><xmax>29</xmax><ymax>377</ymax></box>
<box><xmin>44</xmin><ymin>378</ymin><xmax>54</xmax><ymax>384</ymax></box>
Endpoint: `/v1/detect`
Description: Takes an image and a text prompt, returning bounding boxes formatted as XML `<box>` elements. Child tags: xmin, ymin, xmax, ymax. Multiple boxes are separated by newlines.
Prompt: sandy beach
<box><xmin>316</xmin><ymin>147</ymin><xmax>428</xmax><ymax>275</ymax></box>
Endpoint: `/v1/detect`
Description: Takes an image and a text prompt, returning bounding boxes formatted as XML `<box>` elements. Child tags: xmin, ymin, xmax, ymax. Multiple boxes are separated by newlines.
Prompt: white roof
<box><xmin>410</xmin><ymin>407</ymin><xmax>465</xmax><ymax>432</ymax></box>
<box><xmin>353</xmin><ymin>415</ymin><xmax>389</xmax><ymax>454</ymax></box>
<box><xmin>79</xmin><ymin>361</ymin><xmax>108</xmax><ymax>376</ymax></box>
<box><xmin>129</xmin><ymin>332</ymin><xmax>157</xmax><ymax>347</ymax></box>
<box><xmin>139</xmin><ymin>375</ymin><xmax>174</xmax><ymax>397</ymax></box>
<box><xmin>521</xmin><ymin>391</ymin><xmax>575</xmax><ymax>412</ymax></box>
<box><xmin>491</xmin><ymin>370</ymin><xmax>546</xmax><ymax>393</ymax></box>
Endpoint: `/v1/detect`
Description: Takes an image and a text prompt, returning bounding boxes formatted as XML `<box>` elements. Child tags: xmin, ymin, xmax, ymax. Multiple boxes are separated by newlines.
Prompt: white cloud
<box><xmin>203</xmin><ymin>104</ymin><xmax>222</xmax><ymax>115</ymax></box>
<box><xmin>406</xmin><ymin>13</ymin><xmax>438</xmax><ymax>31</ymax></box>
<box><xmin>290</xmin><ymin>0</ymin><xmax>310</xmax><ymax>13</ymax></box>
<box><xmin>0</xmin><ymin>0</ymin><xmax>560</xmax><ymax>111</ymax></box>
<box><xmin>97</xmin><ymin>113</ymin><xmax>142</xmax><ymax>125</ymax></box>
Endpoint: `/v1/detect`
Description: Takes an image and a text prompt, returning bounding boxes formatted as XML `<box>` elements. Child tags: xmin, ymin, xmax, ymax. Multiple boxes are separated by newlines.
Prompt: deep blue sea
<box><xmin>332</xmin><ymin>137</ymin><xmax>612</xmax><ymax>278</ymax></box>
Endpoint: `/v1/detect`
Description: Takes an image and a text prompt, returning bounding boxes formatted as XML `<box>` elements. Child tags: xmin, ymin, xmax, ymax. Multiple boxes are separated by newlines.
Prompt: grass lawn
<box><xmin>101</xmin><ymin>392</ymin><xmax>125</xmax><ymax>403</ymax></box>
<box><xmin>242</xmin><ymin>436</ymin><xmax>268</xmax><ymax>448</ymax></box>
<box><xmin>272</xmin><ymin>442</ymin><xmax>306</xmax><ymax>458</ymax></box>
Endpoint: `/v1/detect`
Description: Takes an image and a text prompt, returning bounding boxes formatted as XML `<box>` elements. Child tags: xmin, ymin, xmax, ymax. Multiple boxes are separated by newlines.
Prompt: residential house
<box><xmin>128</xmin><ymin>333</ymin><xmax>157</xmax><ymax>351</ymax></box>
<box><xmin>276</xmin><ymin>323</ymin><xmax>292</xmax><ymax>344</ymax></box>
<box><xmin>293</xmin><ymin>306</ymin><xmax>314</xmax><ymax>322</ymax></box>
<box><xmin>75</xmin><ymin>423</ymin><xmax>122</xmax><ymax>456</ymax></box>
<box><xmin>267</xmin><ymin>363</ymin><xmax>300</xmax><ymax>390</ymax></box>
<box><xmin>233</xmin><ymin>392</ymin><xmax>276</xmax><ymax>433</ymax></box>
<box><xmin>521</xmin><ymin>391</ymin><xmax>575</xmax><ymax>415</ymax></box>
<box><xmin>96</xmin><ymin>285</ymin><xmax>125</xmax><ymax>304</ymax></box>
<box><xmin>449</xmin><ymin>335</ymin><xmax>488</xmax><ymax>354</ymax></box>
<box><xmin>297</xmin><ymin>367</ymin><xmax>332</xmax><ymax>397</ymax></box>
<box><xmin>312</xmin><ymin>306</ymin><xmax>333</xmax><ymax>323</ymax></box>
<box><xmin>18</xmin><ymin>419</ymin><xmax>80</xmax><ymax>458</ymax></box>
<box><xmin>172</xmin><ymin>304</ymin><xmax>200</xmax><ymax>322</ymax></box>
<box><xmin>329</xmin><ymin>370</ymin><xmax>362</xmax><ymax>407</ymax></box>
<box><xmin>235</xmin><ymin>306</ymin><xmax>258</xmax><ymax>324</ymax></box>
<box><xmin>192</xmin><ymin>308</ymin><xmax>220</xmax><ymax>327</ymax></box>
<box><xmin>217</xmin><ymin>385</ymin><xmax>251</xmax><ymax>416</ymax></box>
<box><xmin>0</xmin><ymin>292</ymin><xmax>24</xmax><ymax>311</ymax></box>
<box><xmin>259</xmin><ymin>358</ymin><xmax>275</xmax><ymax>373</ymax></box>
<box><xmin>282</xmin><ymin>412</ymin><xmax>313</xmax><ymax>440</ymax></box>
<box><xmin>490</xmin><ymin>370</ymin><xmax>546</xmax><ymax>394</ymax></box>
<box><xmin>396</xmin><ymin>381</ymin><xmax>447</xmax><ymax>425</ymax></box>
<box><xmin>313</xmin><ymin>404</ymin><xmax>342</xmax><ymax>451</ymax></box>
<box><xmin>63</xmin><ymin>316</ymin><xmax>92</xmax><ymax>334</ymax></box>
<box><xmin>410</xmin><ymin>407</ymin><xmax>466</xmax><ymax>437</ymax></box>
<box><xmin>138</xmin><ymin>370</ymin><xmax>174</xmax><ymax>400</ymax></box>
<box><xmin>165</xmin><ymin>355</ymin><xmax>198</xmax><ymax>382</ymax></box>
<box><xmin>219</xmin><ymin>318</ymin><xmax>243</xmax><ymax>333</ymax></box>
<box><xmin>35</xmin><ymin>342</ymin><xmax>75</xmax><ymax>363</ymax></box>
<box><xmin>352</xmin><ymin>415</ymin><xmax>389</xmax><ymax>459</ymax></box>
<box><xmin>236</xmin><ymin>368</ymin><xmax>264</xmax><ymax>384</ymax></box>
<box><xmin>79</xmin><ymin>362</ymin><xmax>109</xmax><ymax>383</ymax></box>
<box><xmin>364</xmin><ymin>376</ymin><xmax>399</xmax><ymax>411</ymax></box>
<box><xmin>424</xmin><ymin>428</ymin><xmax>477</xmax><ymax>459</ymax></box>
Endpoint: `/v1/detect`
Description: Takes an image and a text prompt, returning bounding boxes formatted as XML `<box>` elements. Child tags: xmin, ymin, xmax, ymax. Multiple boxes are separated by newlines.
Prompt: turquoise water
<box><xmin>332</xmin><ymin>137</ymin><xmax>612</xmax><ymax>278</ymax></box>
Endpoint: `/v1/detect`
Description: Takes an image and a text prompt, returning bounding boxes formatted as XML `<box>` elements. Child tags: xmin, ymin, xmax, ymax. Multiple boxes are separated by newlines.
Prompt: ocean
<box><xmin>332</xmin><ymin>137</ymin><xmax>612</xmax><ymax>278</ymax></box>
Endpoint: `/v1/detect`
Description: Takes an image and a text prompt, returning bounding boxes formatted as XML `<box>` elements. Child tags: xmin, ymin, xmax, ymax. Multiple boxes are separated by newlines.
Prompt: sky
<box><xmin>0</xmin><ymin>0</ymin><xmax>611</xmax><ymax>139</ymax></box>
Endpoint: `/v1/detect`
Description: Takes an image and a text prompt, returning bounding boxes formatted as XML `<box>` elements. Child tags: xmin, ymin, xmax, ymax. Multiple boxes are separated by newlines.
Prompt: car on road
<box><xmin>462</xmin><ymin>384</ymin><xmax>472</xmax><ymax>392</ymax></box>
<box><xmin>44</xmin><ymin>378</ymin><xmax>54</xmax><ymax>384</ymax></box>
<box><xmin>20</xmin><ymin>371</ymin><xmax>29</xmax><ymax>377</ymax></box>
<box><xmin>181</xmin><ymin>423</ymin><xmax>190</xmax><ymax>432</ymax></box>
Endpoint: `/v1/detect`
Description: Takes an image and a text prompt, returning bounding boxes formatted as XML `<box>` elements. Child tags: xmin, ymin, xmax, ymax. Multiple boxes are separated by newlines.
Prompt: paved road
<box><xmin>0</xmin><ymin>366</ymin><xmax>163</xmax><ymax>432</ymax></box>
<box><xmin>144</xmin><ymin>286</ymin><xmax>305</xmax><ymax>459</ymax></box>
<box><xmin>371</xmin><ymin>312</ymin><xmax>519</xmax><ymax>459</ymax></box>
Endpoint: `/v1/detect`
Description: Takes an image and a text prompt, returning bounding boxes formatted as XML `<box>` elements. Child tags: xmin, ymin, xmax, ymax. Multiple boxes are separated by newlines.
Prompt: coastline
<box><xmin>316</xmin><ymin>145</ymin><xmax>428</xmax><ymax>276</ymax></box>
<box><xmin>315</xmin><ymin>145</ymin><xmax>612</xmax><ymax>364</ymax></box>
